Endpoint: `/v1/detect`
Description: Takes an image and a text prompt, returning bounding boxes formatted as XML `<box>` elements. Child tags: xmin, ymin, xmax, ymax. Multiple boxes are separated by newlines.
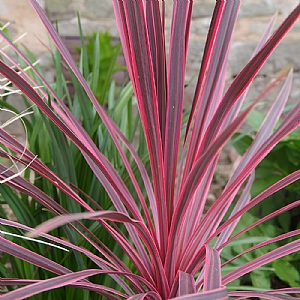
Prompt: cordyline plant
<box><xmin>1</xmin><ymin>0</ymin><xmax>300</xmax><ymax>299</ymax></box>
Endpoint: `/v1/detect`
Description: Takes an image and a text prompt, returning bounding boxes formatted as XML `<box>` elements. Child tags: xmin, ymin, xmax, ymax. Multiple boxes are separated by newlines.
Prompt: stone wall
<box><xmin>1</xmin><ymin>0</ymin><xmax>300</xmax><ymax>110</ymax></box>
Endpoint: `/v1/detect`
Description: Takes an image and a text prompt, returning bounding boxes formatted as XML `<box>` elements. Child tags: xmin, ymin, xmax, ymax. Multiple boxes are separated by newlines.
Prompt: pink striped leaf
<box><xmin>166</xmin><ymin>95</ymin><xmax>262</xmax><ymax>280</ymax></box>
<box><xmin>201</xmin><ymin>3</ymin><xmax>300</xmax><ymax>151</ymax></box>
<box><xmin>0</xmin><ymin>0</ymin><xmax>299</xmax><ymax>299</ymax></box>
<box><xmin>128</xmin><ymin>291</ymin><xmax>162</xmax><ymax>300</ymax></box>
<box><xmin>0</xmin><ymin>29</ymin><xmax>158</xmax><ymax>238</ymax></box>
<box><xmin>25</xmin><ymin>210</ymin><xmax>170</xmax><ymax>297</ymax></box>
<box><xmin>183</xmin><ymin>101</ymin><xmax>300</xmax><ymax>266</ymax></box>
<box><xmin>145</xmin><ymin>0</ymin><xmax>167</xmax><ymax>141</ymax></box>
<box><xmin>0</xmin><ymin>269</ymin><xmax>125</xmax><ymax>300</ymax></box>
<box><xmin>203</xmin><ymin>246</ymin><xmax>222</xmax><ymax>291</ymax></box>
<box><xmin>0</xmin><ymin>218</ymin><xmax>142</xmax><ymax>294</ymax></box>
<box><xmin>0</xmin><ymin>236</ymin><xmax>72</xmax><ymax>276</ymax></box>
<box><xmin>23</xmin><ymin>2</ymin><xmax>161</xmax><ymax>248</ymax></box>
<box><xmin>184</xmin><ymin>0</ymin><xmax>227</xmax><ymax>140</ymax></box>
<box><xmin>229</xmin><ymin>290</ymin><xmax>300</xmax><ymax>300</ymax></box>
<box><xmin>111</xmin><ymin>0</ymin><xmax>168</xmax><ymax>258</ymax></box>
<box><xmin>0</xmin><ymin>57</ymin><xmax>158</xmax><ymax>273</ymax></box>
<box><xmin>176</xmin><ymin>11</ymin><xmax>280</xmax><ymax>244</ymax></box>
<box><xmin>171</xmin><ymin>288</ymin><xmax>228</xmax><ymax>300</ymax></box>
<box><xmin>178</xmin><ymin>271</ymin><xmax>196</xmax><ymax>296</ymax></box>
<box><xmin>184</xmin><ymin>0</ymin><xmax>240</xmax><ymax>174</ymax></box>
<box><xmin>212</xmin><ymin>68</ymin><xmax>293</xmax><ymax>248</ymax></box>
<box><xmin>164</xmin><ymin>0</ymin><xmax>189</xmax><ymax>228</ymax></box>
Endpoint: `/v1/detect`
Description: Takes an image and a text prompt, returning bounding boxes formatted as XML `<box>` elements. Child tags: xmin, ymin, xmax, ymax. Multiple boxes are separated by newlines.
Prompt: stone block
<box><xmin>191</xmin><ymin>0</ymin><xmax>215</xmax><ymax>18</ymax></box>
<box><xmin>55</xmin><ymin>17</ymin><xmax>119</xmax><ymax>38</ymax></box>
<box><xmin>239</xmin><ymin>0</ymin><xmax>276</xmax><ymax>17</ymax></box>
<box><xmin>190</xmin><ymin>17</ymin><xmax>212</xmax><ymax>37</ymax></box>
<box><xmin>186</xmin><ymin>39</ymin><xmax>205</xmax><ymax>67</ymax></box>
<box><xmin>45</xmin><ymin>0</ymin><xmax>74</xmax><ymax>20</ymax></box>
<box><xmin>81</xmin><ymin>0</ymin><xmax>114</xmax><ymax>19</ymax></box>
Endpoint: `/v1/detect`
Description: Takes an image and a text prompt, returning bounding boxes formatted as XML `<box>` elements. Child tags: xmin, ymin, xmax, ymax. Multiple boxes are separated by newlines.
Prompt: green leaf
<box><xmin>250</xmin><ymin>270</ymin><xmax>271</xmax><ymax>289</ymax></box>
<box><xmin>246</xmin><ymin>110</ymin><xmax>265</xmax><ymax>131</ymax></box>
<box><xmin>277</xmin><ymin>212</ymin><xmax>291</xmax><ymax>232</ymax></box>
<box><xmin>273</xmin><ymin>260</ymin><xmax>300</xmax><ymax>287</ymax></box>
<box><xmin>231</xmin><ymin>133</ymin><xmax>253</xmax><ymax>156</ymax></box>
